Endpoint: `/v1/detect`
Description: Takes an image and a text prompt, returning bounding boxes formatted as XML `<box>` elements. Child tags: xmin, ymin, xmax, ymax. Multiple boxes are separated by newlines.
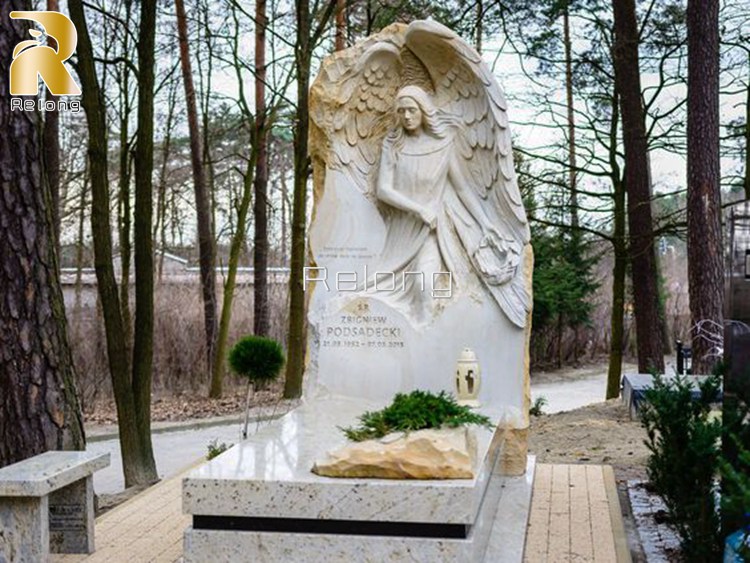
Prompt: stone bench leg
<box><xmin>49</xmin><ymin>476</ymin><xmax>95</xmax><ymax>554</ymax></box>
<box><xmin>0</xmin><ymin>496</ymin><xmax>49</xmax><ymax>563</ymax></box>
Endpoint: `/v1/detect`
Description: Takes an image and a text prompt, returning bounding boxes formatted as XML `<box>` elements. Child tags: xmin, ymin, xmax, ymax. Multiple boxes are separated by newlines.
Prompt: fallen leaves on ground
<box><xmin>83</xmin><ymin>383</ymin><xmax>284</xmax><ymax>426</ymax></box>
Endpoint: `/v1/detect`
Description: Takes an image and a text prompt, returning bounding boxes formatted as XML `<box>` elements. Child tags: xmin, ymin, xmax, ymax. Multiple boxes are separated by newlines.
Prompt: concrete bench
<box><xmin>0</xmin><ymin>450</ymin><xmax>109</xmax><ymax>562</ymax></box>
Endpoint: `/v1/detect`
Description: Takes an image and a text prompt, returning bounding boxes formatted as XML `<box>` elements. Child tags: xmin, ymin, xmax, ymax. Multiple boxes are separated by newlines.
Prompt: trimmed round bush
<box><xmin>228</xmin><ymin>336</ymin><xmax>285</xmax><ymax>384</ymax></box>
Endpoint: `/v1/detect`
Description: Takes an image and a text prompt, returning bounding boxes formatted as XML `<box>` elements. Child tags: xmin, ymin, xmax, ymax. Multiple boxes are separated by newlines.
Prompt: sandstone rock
<box><xmin>311</xmin><ymin>427</ymin><xmax>477</xmax><ymax>479</ymax></box>
<box><xmin>499</xmin><ymin>427</ymin><xmax>528</xmax><ymax>476</ymax></box>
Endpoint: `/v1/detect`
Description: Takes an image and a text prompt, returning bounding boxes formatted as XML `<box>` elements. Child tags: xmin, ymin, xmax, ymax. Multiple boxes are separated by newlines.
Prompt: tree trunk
<box><xmin>607</xmin><ymin>181</ymin><xmax>627</xmax><ymax>398</ymax></box>
<box><xmin>686</xmin><ymin>0</ymin><xmax>723</xmax><ymax>374</ymax></box>
<box><xmin>175</xmin><ymin>0</ymin><xmax>219</xmax><ymax>373</ymax></box>
<box><xmin>563</xmin><ymin>6</ymin><xmax>577</xmax><ymax>229</ymax></box>
<box><xmin>68</xmin><ymin>0</ymin><xmax>157</xmax><ymax>487</ymax></box>
<box><xmin>118</xmin><ymin>153</ymin><xmax>132</xmax><ymax>346</ymax></box>
<box><xmin>0</xmin><ymin>0</ymin><xmax>85</xmax><ymax>467</ymax></box>
<box><xmin>44</xmin><ymin>0</ymin><xmax>61</xmax><ymax>255</ymax></box>
<box><xmin>117</xmin><ymin>2</ymin><xmax>132</xmax><ymax>354</ymax></box>
<box><xmin>745</xmin><ymin>55</ymin><xmax>749</xmax><ymax>200</ymax></box>
<box><xmin>335</xmin><ymin>0</ymin><xmax>346</xmax><ymax>51</ymax></box>
<box><xmin>281</xmin><ymin>158</ymin><xmax>289</xmax><ymax>263</ymax></box>
<box><xmin>131</xmin><ymin>0</ymin><xmax>159</xmax><ymax>482</ymax></box>
<box><xmin>254</xmin><ymin>0</ymin><xmax>270</xmax><ymax>337</ymax></box>
<box><xmin>74</xmin><ymin>176</ymin><xmax>88</xmax><ymax>325</ymax></box>
<box><xmin>154</xmin><ymin>83</ymin><xmax>177</xmax><ymax>282</ymax></box>
<box><xmin>475</xmin><ymin>0</ymin><xmax>482</xmax><ymax>54</ymax></box>
<box><xmin>563</xmin><ymin>6</ymin><xmax>580</xmax><ymax>363</ymax></box>
<box><xmin>611</xmin><ymin>0</ymin><xmax>665</xmax><ymax>374</ymax></box>
<box><xmin>284</xmin><ymin>0</ymin><xmax>337</xmax><ymax>398</ymax></box>
<box><xmin>607</xmin><ymin>240</ymin><xmax>627</xmax><ymax>399</ymax></box>
<box><xmin>284</xmin><ymin>0</ymin><xmax>313</xmax><ymax>399</ymax></box>
<box><xmin>210</xmin><ymin>154</ymin><xmax>258</xmax><ymax>398</ymax></box>
<box><xmin>198</xmin><ymin>3</ymin><xmax>217</xmax><ymax>237</ymax></box>
<box><xmin>607</xmin><ymin>92</ymin><xmax>627</xmax><ymax>399</ymax></box>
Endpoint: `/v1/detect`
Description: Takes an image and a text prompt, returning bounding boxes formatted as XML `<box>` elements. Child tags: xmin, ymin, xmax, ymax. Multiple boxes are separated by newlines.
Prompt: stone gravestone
<box><xmin>305</xmin><ymin>19</ymin><xmax>533</xmax><ymax>474</ymax></box>
<box><xmin>182</xmin><ymin>21</ymin><xmax>534</xmax><ymax>562</ymax></box>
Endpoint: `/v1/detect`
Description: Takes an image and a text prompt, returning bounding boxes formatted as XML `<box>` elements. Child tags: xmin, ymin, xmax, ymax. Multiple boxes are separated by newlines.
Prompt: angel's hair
<box><xmin>392</xmin><ymin>86</ymin><xmax>458</xmax><ymax>143</ymax></box>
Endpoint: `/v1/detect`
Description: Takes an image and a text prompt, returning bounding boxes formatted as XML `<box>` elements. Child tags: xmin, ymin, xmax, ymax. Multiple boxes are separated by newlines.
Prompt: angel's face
<box><xmin>396</xmin><ymin>97</ymin><xmax>422</xmax><ymax>133</ymax></box>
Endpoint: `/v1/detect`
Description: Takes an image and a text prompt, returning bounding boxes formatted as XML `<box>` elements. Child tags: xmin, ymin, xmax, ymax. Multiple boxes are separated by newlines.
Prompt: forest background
<box><xmin>0</xmin><ymin>0</ymin><xmax>744</xmax><ymax>484</ymax></box>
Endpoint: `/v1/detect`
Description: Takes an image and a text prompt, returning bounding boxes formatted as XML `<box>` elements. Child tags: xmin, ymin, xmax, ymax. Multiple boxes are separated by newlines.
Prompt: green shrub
<box><xmin>341</xmin><ymin>390</ymin><xmax>493</xmax><ymax>442</ymax></box>
<box><xmin>640</xmin><ymin>373</ymin><xmax>722</xmax><ymax>562</ymax></box>
<box><xmin>530</xmin><ymin>396</ymin><xmax>547</xmax><ymax>417</ymax></box>
<box><xmin>206</xmin><ymin>439</ymin><xmax>232</xmax><ymax>461</ymax></box>
<box><xmin>228</xmin><ymin>336</ymin><xmax>285</xmax><ymax>384</ymax></box>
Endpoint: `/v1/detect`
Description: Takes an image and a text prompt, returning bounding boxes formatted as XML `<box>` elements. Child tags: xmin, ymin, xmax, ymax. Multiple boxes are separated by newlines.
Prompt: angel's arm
<box><xmin>378</xmin><ymin>185</ymin><xmax>430</xmax><ymax>218</ymax></box>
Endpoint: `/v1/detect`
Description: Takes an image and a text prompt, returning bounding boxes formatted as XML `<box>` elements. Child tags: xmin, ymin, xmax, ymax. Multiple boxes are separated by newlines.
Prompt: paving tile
<box><xmin>524</xmin><ymin>464</ymin><xmax>628</xmax><ymax>563</ymax></box>
<box><xmin>525</xmin><ymin>463</ymin><xmax>553</xmax><ymax>561</ymax></box>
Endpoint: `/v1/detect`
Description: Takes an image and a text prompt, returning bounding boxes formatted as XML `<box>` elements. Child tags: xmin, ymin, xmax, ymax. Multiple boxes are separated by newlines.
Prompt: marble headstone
<box><xmin>181</xmin><ymin>22</ymin><xmax>535</xmax><ymax>563</ymax></box>
<box><xmin>305</xmin><ymin>20</ymin><xmax>533</xmax><ymax>474</ymax></box>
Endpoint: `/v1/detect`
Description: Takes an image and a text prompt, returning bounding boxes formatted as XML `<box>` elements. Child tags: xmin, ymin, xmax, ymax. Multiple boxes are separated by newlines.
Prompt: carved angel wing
<box><xmin>319</xmin><ymin>43</ymin><xmax>404</xmax><ymax>194</ymax></box>
<box><xmin>405</xmin><ymin>21</ymin><xmax>531</xmax><ymax>328</ymax></box>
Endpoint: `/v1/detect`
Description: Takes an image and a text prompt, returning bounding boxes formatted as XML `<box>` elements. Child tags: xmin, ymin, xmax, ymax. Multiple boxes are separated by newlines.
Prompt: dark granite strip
<box><xmin>193</xmin><ymin>515</ymin><xmax>470</xmax><ymax>539</ymax></box>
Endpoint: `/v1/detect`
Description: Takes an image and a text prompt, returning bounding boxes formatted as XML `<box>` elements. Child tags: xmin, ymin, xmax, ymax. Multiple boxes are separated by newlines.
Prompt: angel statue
<box><xmin>310</xmin><ymin>20</ymin><xmax>531</xmax><ymax>329</ymax></box>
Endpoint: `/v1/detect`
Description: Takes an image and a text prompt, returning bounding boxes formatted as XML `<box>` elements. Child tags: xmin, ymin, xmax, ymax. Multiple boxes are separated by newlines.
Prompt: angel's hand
<box><xmin>482</xmin><ymin>227</ymin><xmax>508</xmax><ymax>252</ymax></box>
<box><xmin>475</xmin><ymin>236</ymin><xmax>518</xmax><ymax>285</ymax></box>
<box><xmin>420</xmin><ymin>209</ymin><xmax>437</xmax><ymax>230</ymax></box>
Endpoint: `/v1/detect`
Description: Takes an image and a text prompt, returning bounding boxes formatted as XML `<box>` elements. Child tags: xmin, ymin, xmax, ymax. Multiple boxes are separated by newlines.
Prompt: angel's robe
<box><xmin>369</xmin><ymin>133</ymin><xmax>458</xmax><ymax>324</ymax></box>
<box><xmin>364</xmin><ymin>125</ymin><xmax>529</xmax><ymax>329</ymax></box>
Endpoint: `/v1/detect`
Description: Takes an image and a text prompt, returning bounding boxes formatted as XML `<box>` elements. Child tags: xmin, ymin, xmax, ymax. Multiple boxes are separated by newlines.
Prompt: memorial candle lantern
<box><xmin>455</xmin><ymin>348</ymin><xmax>481</xmax><ymax>407</ymax></box>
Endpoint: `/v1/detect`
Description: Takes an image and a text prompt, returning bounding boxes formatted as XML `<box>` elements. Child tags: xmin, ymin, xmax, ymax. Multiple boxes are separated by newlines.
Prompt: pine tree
<box><xmin>0</xmin><ymin>2</ymin><xmax>85</xmax><ymax>466</ymax></box>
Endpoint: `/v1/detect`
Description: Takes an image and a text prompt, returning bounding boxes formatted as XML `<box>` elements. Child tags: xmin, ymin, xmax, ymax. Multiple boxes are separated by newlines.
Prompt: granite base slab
<box><xmin>484</xmin><ymin>456</ymin><xmax>535</xmax><ymax>563</ymax></box>
<box><xmin>182</xmin><ymin>396</ymin><xmax>532</xmax><ymax>562</ymax></box>
<box><xmin>183</xmin><ymin>457</ymin><xmax>535</xmax><ymax>562</ymax></box>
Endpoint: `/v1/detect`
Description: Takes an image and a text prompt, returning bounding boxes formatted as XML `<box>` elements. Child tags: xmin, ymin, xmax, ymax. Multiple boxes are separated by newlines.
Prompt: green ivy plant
<box><xmin>341</xmin><ymin>390</ymin><xmax>493</xmax><ymax>442</ymax></box>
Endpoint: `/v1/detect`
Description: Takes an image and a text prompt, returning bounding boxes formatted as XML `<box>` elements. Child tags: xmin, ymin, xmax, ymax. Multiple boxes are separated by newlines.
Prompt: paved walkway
<box><xmin>87</xmin><ymin>422</ymin><xmax>243</xmax><ymax>494</ymax></box>
<box><xmin>531</xmin><ymin>357</ymin><xmax>676</xmax><ymax>414</ymax></box>
<box><xmin>52</xmin><ymin>463</ymin><xmax>193</xmax><ymax>563</ymax></box>
<box><xmin>525</xmin><ymin>464</ymin><xmax>631</xmax><ymax>562</ymax></box>
<box><xmin>53</xmin><ymin>462</ymin><xmax>631</xmax><ymax>563</ymax></box>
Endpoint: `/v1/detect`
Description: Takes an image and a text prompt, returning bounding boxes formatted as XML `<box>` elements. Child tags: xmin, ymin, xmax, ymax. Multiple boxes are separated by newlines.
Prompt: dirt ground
<box><xmin>83</xmin><ymin>384</ymin><xmax>281</xmax><ymax>425</ymax></box>
<box><xmin>528</xmin><ymin>399</ymin><xmax>650</xmax><ymax>481</ymax></box>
